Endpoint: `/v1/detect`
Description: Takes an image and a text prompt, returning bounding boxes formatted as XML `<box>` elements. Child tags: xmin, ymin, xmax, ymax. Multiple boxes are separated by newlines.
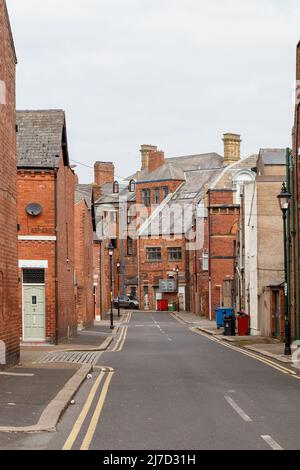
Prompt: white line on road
<box><xmin>0</xmin><ymin>372</ymin><xmax>34</xmax><ymax>377</ymax></box>
<box><xmin>224</xmin><ymin>396</ymin><xmax>252</xmax><ymax>422</ymax></box>
<box><xmin>261</xmin><ymin>435</ymin><xmax>283</xmax><ymax>450</ymax></box>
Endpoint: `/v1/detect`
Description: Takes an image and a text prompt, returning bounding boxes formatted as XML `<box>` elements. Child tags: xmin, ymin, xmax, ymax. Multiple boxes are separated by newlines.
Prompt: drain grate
<box><xmin>39</xmin><ymin>350</ymin><xmax>100</xmax><ymax>365</ymax></box>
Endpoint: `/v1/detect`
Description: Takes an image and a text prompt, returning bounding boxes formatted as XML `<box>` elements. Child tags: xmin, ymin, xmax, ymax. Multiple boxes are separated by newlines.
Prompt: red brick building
<box><xmin>94</xmin><ymin>161</ymin><xmax>138</xmax><ymax>315</ymax></box>
<box><xmin>0</xmin><ymin>0</ymin><xmax>19</xmax><ymax>366</ymax></box>
<box><xmin>193</xmin><ymin>135</ymin><xmax>257</xmax><ymax>319</ymax></box>
<box><xmin>75</xmin><ymin>184</ymin><xmax>95</xmax><ymax>328</ymax></box>
<box><xmin>137</xmin><ymin>147</ymin><xmax>223</xmax><ymax>311</ymax></box>
<box><xmin>17</xmin><ymin>110</ymin><xmax>76</xmax><ymax>344</ymax></box>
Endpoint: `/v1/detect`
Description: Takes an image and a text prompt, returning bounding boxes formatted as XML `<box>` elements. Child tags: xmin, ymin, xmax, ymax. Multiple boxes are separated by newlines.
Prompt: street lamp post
<box><xmin>116</xmin><ymin>260</ymin><xmax>121</xmax><ymax>319</ymax></box>
<box><xmin>174</xmin><ymin>266</ymin><xmax>180</xmax><ymax>312</ymax></box>
<box><xmin>108</xmin><ymin>242</ymin><xmax>115</xmax><ymax>330</ymax></box>
<box><xmin>278</xmin><ymin>182</ymin><xmax>292</xmax><ymax>356</ymax></box>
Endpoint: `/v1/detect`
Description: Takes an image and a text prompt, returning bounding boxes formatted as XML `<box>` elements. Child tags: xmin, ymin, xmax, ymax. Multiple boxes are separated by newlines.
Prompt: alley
<box><xmin>3</xmin><ymin>311</ymin><xmax>300</xmax><ymax>451</ymax></box>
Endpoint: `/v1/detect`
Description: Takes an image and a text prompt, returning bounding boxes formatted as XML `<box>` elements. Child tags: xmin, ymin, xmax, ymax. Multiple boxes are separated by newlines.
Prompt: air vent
<box><xmin>26</xmin><ymin>203</ymin><xmax>42</xmax><ymax>217</ymax></box>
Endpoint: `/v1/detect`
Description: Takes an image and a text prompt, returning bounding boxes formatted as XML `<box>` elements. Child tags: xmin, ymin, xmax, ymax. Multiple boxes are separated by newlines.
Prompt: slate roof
<box><xmin>75</xmin><ymin>184</ymin><xmax>93</xmax><ymax>209</ymax></box>
<box><xmin>17</xmin><ymin>110</ymin><xmax>67</xmax><ymax>169</ymax></box>
<box><xmin>167</xmin><ymin>152</ymin><xmax>223</xmax><ymax>170</ymax></box>
<box><xmin>210</xmin><ymin>154</ymin><xmax>258</xmax><ymax>190</ymax></box>
<box><xmin>139</xmin><ymin>167</ymin><xmax>223</xmax><ymax>237</ymax></box>
<box><xmin>259</xmin><ymin>148</ymin><xmax>286</xmax><ymax>165</ymax></box>
<box><xmin>128</xmin><ymin>152</ymin><xmax>223</xmax><ymax>181</ymax></box>
<box><xmin>95</xmin><ymin>182</ymin><xmax>136</xmax><ymax>206</ymax></box>
<box><xmin>137</xmin><ymin>163</ymin><xmax>186</xmax><ymax>183</ymax></box>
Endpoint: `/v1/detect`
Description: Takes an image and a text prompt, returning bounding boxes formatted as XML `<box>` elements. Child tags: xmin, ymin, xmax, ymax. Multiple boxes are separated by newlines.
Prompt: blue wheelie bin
<box><xmin>216</xmin><ymin>307</ymin><xmax>234</xmax><ymax>329</ymax></box>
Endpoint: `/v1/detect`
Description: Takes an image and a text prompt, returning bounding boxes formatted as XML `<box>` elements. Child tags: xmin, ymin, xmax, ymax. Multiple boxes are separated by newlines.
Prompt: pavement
<box><xmin>172</xmin><ymin>311</ymin><xmax>296</xmax><ymax>366</ymax></box>
<box><xmin>0</xmin><ymin>317</ymin><xmax>126</xmax><ymax>435</ymax></box>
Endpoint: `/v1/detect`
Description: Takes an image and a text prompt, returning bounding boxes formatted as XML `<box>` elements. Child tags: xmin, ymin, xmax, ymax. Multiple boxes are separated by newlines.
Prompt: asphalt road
<box><xmin>2</xmin><ymin>311</ymin><xmax>300</xmax><ymax>450</ymax></box>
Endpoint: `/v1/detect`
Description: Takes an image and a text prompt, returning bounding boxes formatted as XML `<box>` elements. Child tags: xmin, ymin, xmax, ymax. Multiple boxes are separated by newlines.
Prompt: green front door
<box><xmin>23</xmin><ymin>285</ymin><xmax>46</xmax><ymax>341</ymax></box>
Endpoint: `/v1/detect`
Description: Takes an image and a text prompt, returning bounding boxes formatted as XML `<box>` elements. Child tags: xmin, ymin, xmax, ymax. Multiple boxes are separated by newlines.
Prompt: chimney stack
<box><xmin>94</xmin><ymin>161</ymin><xmax>115</xmax><ymax>187</ymax></box>
<box><xmin>140</xmin><ymin>144</ymin><xmax>158</xmax><ymax>171</ymax></box>
<box><xmin>148</xmin><ymin>150</ymin><xmax>165</xmax><ymax>173</ymax></box>
<box><xmin>223</xmin><ymin>133</ymin><xmax>241</xmax><ymax>166</ymax></box>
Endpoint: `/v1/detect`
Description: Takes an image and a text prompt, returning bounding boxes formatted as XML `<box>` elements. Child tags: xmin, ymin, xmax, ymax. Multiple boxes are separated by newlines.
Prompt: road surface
<box><xmin>1</xmin><ymin>311</ymin><xmax>300</xmax><ymax>450</ymax></box>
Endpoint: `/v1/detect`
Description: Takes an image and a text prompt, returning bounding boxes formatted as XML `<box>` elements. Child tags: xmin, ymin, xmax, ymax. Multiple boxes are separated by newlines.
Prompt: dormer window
<box><xmin>128</xmin><ymin>179</ymin><xmax>136</xmax><ymax>193</ymax></box>
<box><xmin>113</xmin><ymin>181</ymin><xmax>120</xmax><ymax>194</ymax></box>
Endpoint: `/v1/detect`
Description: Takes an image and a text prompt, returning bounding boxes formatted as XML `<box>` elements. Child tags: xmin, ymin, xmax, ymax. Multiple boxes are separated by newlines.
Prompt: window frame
<box><xmin>146</xmin><ymin>247</ymin><xmax>162</xmax><ymax>262</ymax></box>
<box><xmin>142</xmin><ymin>189</ymin><xmax>151</xmax><ymax>207</ymax></box>
<box><xmin>168</xmin><ymin>247</ymin><xmax>183</xmax><ymax>262</ymax></box>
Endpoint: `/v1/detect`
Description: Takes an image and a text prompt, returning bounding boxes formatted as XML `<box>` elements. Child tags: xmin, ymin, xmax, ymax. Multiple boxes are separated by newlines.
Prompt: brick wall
<box><xmin>94</xmin><ymin>162</ymin><xmax>115</xmax><ymax>187</ymax></box>
<box><xmin>56</xmin><ymin>157</ymin><xmax>76</xmax><ymax>340</ymax></box>
<box><xmin>0</xmin><ymin>0</ymin><xmax>19</xmax><ymax>366</ymax></box>
<box><xmin>75</xmin><ymin>200</ymin><xmax>94</xmax><ymax>328</ymax></box>
<box><xmin>148</xmin><ymin>150</ymin><xmax>165</xmax><ymax>173</ymax></box>
<box><xmin>139</xmin><ymin>236</ymin><xmax>187</xmax><ymax>310</ymax></box>
<box><xmin>136</xmin><ymin>180</ymin><xmax>183</xmax><ymax>208</ymax></box>
<box><xmin>17</xmin><ymin>157</ymin><xmax>76</xmax><ymax>343</ymax></box>
<box><xmin>17</xmin><ymin>171</ymin><xmax>56</xmax><ymax>342</ymax></box>
<box><xmin>208</xmin><ymin>190</ymin><xmax>239</xmax><ymax>318</ymax></box>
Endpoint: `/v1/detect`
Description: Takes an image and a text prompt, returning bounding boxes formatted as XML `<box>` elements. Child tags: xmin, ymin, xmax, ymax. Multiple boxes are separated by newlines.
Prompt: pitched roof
<box><xmin>211</xmin><ymin>154</ymin><xmax>258</xmax><ymax>190</ymax></box>
<box><xmin>167</xmin><ymin>152</ymin><xmax>223</xmax><ymax>169</ymax></box>
<box><xmin>75</xmin><ymin>184</ymin><xmax>93</xmax><ymax>209</ymax></box>
<box><xmin>136</xmin><ymin>152</ymin><xmax>223</xmax><ymax>183</ymax></box>
<box><xmin>95</xmin><ymin>182</ymin><xmax>136</xmax><ymax>206</ymax></box>
<box><xmin>17</xmin><ymin>110</ymin><xmax>68</xmax><ymax>169</ymax></box>
<box><xmin>259</xmin><ymin>148</ymin><xmax>286</xmax><ymax>165</ymax></box>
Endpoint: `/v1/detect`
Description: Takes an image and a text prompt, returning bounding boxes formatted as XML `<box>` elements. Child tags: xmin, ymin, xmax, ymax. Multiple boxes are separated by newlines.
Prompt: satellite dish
<box><xmin>26</xmin><ymin>203</ymin><xmax>42</xmax><ymax>217</ymax></box>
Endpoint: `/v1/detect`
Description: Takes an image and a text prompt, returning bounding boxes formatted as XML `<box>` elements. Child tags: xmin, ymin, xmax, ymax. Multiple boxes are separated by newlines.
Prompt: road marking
<box><xmin>191</xmin><ymin>328</ymin><xmax>300</xmax><ymax>379</ymax></box>
<box><xmin>224</xmin><ymin>396</ymin><xmax>252</xmax><ymax>422</ymax></box>
<box><xmin>111</xmin><ymin>326</ymin><xmax>127</xmax><ymax>352</ymax></box>
<box><xmin>0</xmin><ymin>372</ymin><xmax>34</xmax><ymax>377</ymax></box>
<box><xmin>261</xmin><ymin>435</ymin><xmax>283</xmax><ymax>450</ymax></box>
<box><xmin>80</xmin><ymin>370</ymin><xmax>114</xmax><ymax>450</ymax></box>
<box><xmin>62</xmin><ymin>369</ymin><xmax>106</xmax><ymax>450</ymax></box>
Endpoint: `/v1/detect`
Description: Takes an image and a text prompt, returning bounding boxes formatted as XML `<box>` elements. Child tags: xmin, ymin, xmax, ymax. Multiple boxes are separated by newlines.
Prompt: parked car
<box><xmin>114</xmin><ymin>295</ymin><xmax>139</xmax><ymax>310</ymax></box>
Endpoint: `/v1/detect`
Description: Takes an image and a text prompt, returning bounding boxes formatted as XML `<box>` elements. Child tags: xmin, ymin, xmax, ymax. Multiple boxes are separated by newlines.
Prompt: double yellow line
<box><xmin>63</xmin><ymin>367</ymin><xmax>114</xmax><ymax>451</ymax></box>
<box><xmin>191</xmin><ymin>327</ymin><xmax>300</xmax><ymax>379</ymax></box>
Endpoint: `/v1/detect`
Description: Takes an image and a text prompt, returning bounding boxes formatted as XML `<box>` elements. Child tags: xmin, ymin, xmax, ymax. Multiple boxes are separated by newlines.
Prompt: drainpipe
<box><xmin>289</xmin><ymin>149</ymin><xmax>297</xmax><ymax>339</ymax></box>
<box><xmin>296</xmin><ymin>109</ymin><xmax>300</xmax><ymax>340</ymax></box>
<box><xmin>54</xmin><ymin>168</ymin><xmax>59</xmax><ymax>345</ymax></box>
<box><xmin>208</xmin><ymin>191</ymin><xmax>212</xmax><ymax>320</ymax></box>
<box><xmin>99</xmin><ymin>240</ymin><xmax>103</xmax><ymax>320</ymax></box>
<box><xmin>286</xmin><ymin>148</ymin><xmax>292</xmax><ymax>337</ymax></box>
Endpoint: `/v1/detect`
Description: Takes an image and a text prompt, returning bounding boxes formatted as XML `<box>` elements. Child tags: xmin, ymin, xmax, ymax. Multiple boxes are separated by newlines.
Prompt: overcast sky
<box><xmin>8</xmin><ymin>0</ymin><xmax>300</xmax><ymax>182</ymax></box>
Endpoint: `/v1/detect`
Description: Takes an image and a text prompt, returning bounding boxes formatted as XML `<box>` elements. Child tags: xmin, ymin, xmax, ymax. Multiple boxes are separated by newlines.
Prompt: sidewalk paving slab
<box><xmin>173</xmin><ymin>311</ymin><xmax>295</xmax><ymax>366</ymax></box>
<box><xmin>0</xmin><ymin>363</ymin><xmax>92</xmax><ymax>432</ymax></box>
<box><xmin>0</xmin><ymin>320</ymin><xmax>124</xmax><ymax>433</ymax></box>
